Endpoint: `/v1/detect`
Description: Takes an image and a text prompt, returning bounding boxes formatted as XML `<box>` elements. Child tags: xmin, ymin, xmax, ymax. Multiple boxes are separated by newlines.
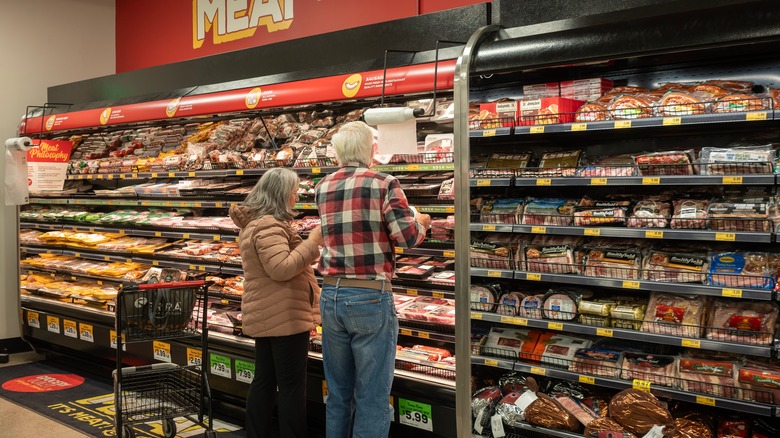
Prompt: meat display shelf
<box><xmin>471</xmin><ymin>310</ymin><xmax>774</xmax><ymax>357</ymax></box>
<box><xmin>372</xmin><ymin>163</ymin><xmax>455</xmax><ymax>172</ymax></box>
<box><xmin>469</xmin><ymin>127</ymin><xmax>512</xmax><ymax>138</ymax></box>
<box><xmin>471</xmin><ymin>268</ymin><xmax>515</xmax><ymax>279</ymax></box>
<box><xmin>512</xmin><ymin>110</ymin><xmax>776</xmax><ymax>135</ymax></box>
<box><xmin>415</xmin><ymin>205</ymin><xmax>456</xmax><ymax>214</ymax></box>
<box><xmin>395</xmin><ymin>246</ymin><xmax>456</xmax><ymax>258</ymax></box>
<box><xmin>512</xmin><ymin>174</ymin><xmax>776</xmax><ymax>187</ymax></box>
<box><xmin>220</xmin><ymin>266</ymin><xmax>244</xmax><ymax>276</ymax></box>
<box><xmin>393</xmin><ymin>286</ymin><xmax>455</xmax><ymax>300</ymax></box>
<box><xmin>21</xmin><ymin>222</ymin><xmax>239</xmax><ymax>243</ymax></box>
<box><xmin>399</xmin><ymin>326</ymin><xmax>456</xmax><ymax>343</ymax></box>
<box><xmin>511</xmin><ymin>224</ymin><xmax>773</xmax><ymax>243</ymax></box>
<box><xmin>65</xmin><ymin>166</ymin><xmax>340</xmax><ymax>181</ymax></box>
<box><xmin>510</xmin><ymin>270</ymin><xmax>777</xmax><ymax>301</ymax></box>
<box><xmin>29</xmin><ymin>197</ymin><xmax>242</xmax><ymax>208</ymax></box>
<box><xmin>471</xmin><ymin>355</ymin><xmax>778</xmax><ymax>417</ymax></box>
<box><xmin>470</xmin><ymin>178</ymin><xmax>513</xmax><ymax>187</ymax></box>
<box><xmin>22</xmin><ymin>267</ymin><xmax>132</xmax><ymax>287</ymax></box>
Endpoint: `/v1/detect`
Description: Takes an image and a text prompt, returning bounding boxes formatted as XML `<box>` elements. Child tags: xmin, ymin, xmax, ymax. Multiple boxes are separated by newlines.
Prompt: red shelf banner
<box><xmin>22</xmin><ymin>60</ymin><xmax>456</xmax><ymax>135</ymax></box>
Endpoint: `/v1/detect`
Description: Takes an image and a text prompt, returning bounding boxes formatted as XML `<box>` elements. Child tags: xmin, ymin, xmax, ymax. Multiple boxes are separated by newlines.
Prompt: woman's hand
<box><xmin>307</xmin><ymin>225</ymin><xmax>324</xmax><ymax>246</ymax></box>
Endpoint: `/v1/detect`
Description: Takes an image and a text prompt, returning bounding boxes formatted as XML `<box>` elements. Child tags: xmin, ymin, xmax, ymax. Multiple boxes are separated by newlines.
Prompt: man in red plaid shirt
<box><xmin>316</xmin><ymin>121</ymin><xmax>431</xmax><ymax>437</ymax></box>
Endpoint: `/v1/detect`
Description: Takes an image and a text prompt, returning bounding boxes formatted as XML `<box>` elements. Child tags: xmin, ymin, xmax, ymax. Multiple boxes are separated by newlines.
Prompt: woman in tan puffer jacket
<box><xmin>229</xmin><ymin>167</ymin><xmax>322</xmax><ymax>438</ymax></box>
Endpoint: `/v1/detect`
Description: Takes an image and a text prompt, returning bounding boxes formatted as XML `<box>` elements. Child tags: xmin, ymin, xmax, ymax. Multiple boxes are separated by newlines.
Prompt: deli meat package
<box><xmin>670</xmin><ymin>199</ymin><xmax>710</xmax><ymax>229</ymax></box>
<box><xmin>706</xmin><ymin>299</ymin><xmax>778</xmax><ymax>345</ymax></box>
<box><xmin>584</xmin><ymin>417</ymin><xmax>635</xmax><ymax>437</ymax></box>
<box><xmin>495</xmin><ymin>390</ymin><xmax>538</xmax><ymax>427</ymax></box>
<box><xmin>470</xmin><ymin>240</ymin><xmax>512</xmax><ymax>270</ymax></box>
<box><xmin>737</xmin><ymin>360</ymin><xmax>780</xmax><ymax>404</ymax></box>
<box><xmin>664</xmin><ymin>418</ymin><xmax>715</xmax><ymax>438</ymax></box>
<box><xmin>677</xmin><ymin>353</ymin><xmax>740</xmax><ymax>398</ymax></box>
<box><xmin>609</xmin><ymin>389</ymin><xmax>673</xmax><ymax>436</ymax></box>
<box><xmin>633</xmin><ymin>150</ymin><xmax>695</xmax><ymax>176</ymax></box>
<box><xmin>707</xmin><ymin>200</ymin><xmax>773</xmax><ymax>232</ymax></box>
<box><xmin>643</xmin><ymin>247</ymin><xmax>709</xmax><ymax>283</ymax></box>
<box><xmin>699</xmin><ymin>145</ymin><xmax>776</xmax><ymax>175</ymax></box>
<box><xmin>524</xmin><ymin>235</ymin><xmax>584</xmax><ymax>274</ymax></box>
<box><xmin>641</xmin><ymin>292</ymin><xmax>708</xmax><ymax>338</ymax></box>
<box><xmin>533</xmin><ymin>333</ymin><xmax>592</xmax><ymax>367</ymax></box>
<box><xmin>620</xmin><ymin>352</ymin><xmax>678</xmax><ymax>387</ymax></box>
<box><xmin>524</xmin><ymin>393</ymin><xmax>580</xmax><ymax>432</ymax></box>
<box><xmin>542</xmin><ymin>287</ymin><xmax>593</xmax><ymax>321</ymax></box>
<box><xmin>583</xmin><ymin>243</ymin><xmax>644</xmax><ymax>280</ymax></box>
<box><xmin>573</xmin><ymin>198</ymin><xmax>631</xmax><ymax>226</ymax></box>
<box><xmin>471</xmin><ymin>386</ymin><xmax>502</xmax><ymax>433</ymax></box>
<box><xmin>496</xmin><ymin>291</ymin><xmax>527</xmax><ymax>316</ymax></box>
<box><xmin>470</xmin><ymin>284</ymin><xmax>498</xmax><ymax>312</ymax></box>
<box><xmin>567</xmin><ymin>347</ymin><xmax>623</xmax><ymax>378</ymax></box>
<box><xmin>627</xmin><ymin>199</ymin><xmax>672</xmax><ymax>228</ymax></box>
<box><xmin>521</xmin><ymin>198</ymin><xmax>578</xmax><ymax>226</ymax></box>
<box><xmin>484</xmin><ymin>327</ymin><xmax>541</xmax><ymax>359</ymax></box>
<box><xmin>708</xmin><ymin>252</ymin><xmax>775</xmax><ymax>290</ymax></box>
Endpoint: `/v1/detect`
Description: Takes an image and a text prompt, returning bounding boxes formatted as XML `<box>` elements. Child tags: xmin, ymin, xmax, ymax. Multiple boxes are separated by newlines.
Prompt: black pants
<box><xmin>246</xmin><ymin>331</ymin><xmax>310</xmax><ymax>438</ymax></box>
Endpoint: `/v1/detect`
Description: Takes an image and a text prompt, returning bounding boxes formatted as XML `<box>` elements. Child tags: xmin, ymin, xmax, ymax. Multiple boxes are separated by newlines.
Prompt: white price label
<box><xmin>79</xmin><ymin>323</ymin><xmax>94</xmax><ymax>343</ymax></box>
<box><xmin>153</xmin><ymin>341</ymin><xmax>171</xmax><ymax>363</ymax></box>
<box><xmin>491</xmin><ymin>414</ymin><xmax>506</xmax><ymax>438</ymax></box>
<box><xmin>187</xmin><ymin>348</ymin><xmax>203</xmax><ymax>366</ymax></box>
<box><xmin>63</xmin><ymin>320</ymin><xmax>77</xmax><ymax>338</ymax></box>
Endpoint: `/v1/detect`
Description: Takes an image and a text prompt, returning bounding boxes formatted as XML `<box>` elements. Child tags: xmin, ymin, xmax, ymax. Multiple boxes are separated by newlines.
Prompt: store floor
<box><xmin>0</xmin><ymin>351</ymin><xmax>91</xmax><ymax>437</ymax></box>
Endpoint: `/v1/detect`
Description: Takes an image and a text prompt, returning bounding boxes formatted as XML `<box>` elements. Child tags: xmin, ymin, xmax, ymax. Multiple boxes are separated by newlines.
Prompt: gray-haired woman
<box><xmin>229</xmin><ymin>167</ymin><xmax>323</xmax><ymax>438</ymax></box>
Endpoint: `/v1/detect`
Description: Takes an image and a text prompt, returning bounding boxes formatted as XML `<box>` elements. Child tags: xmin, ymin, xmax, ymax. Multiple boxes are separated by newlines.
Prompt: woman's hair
<box><xmin>243</xmin><ymin>167</ymin><xmax>299</xmax><ymax>221</ymax></box>
<box><xmin>332</xmin><ymin>121</ymin><xmax>374</xmax><ymax>166</ymax></box>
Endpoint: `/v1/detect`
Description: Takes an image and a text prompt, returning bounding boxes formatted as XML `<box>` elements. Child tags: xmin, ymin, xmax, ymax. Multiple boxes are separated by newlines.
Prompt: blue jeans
<box><xmin>320</xmin><ymin>284</ymin><xmax>398</xmax><ymax>438</ymax></box>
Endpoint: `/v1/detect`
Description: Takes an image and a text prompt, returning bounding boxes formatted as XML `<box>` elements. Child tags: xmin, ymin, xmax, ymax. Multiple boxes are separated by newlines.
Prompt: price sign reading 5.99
<box><xmin>398</xmin><ymin>398</ymin><xmax>433</xmax><ymax>432</ymax></box>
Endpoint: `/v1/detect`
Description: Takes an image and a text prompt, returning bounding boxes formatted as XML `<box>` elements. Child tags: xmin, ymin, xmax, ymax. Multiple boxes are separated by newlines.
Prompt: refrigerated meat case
<box><xmin>453</xmin><ymin>2</ymin><xmax>780</xmax><ymax>438</ymax></box>
<box><xmin>17</xmin><ymin>61</ymin><xmax>459</xmax><ymax>436</ymax></box>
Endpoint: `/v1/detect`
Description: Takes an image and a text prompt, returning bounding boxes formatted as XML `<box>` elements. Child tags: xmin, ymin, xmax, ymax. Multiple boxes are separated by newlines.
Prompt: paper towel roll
<box><xmin>6</xmin><ymin>137</ymin><xmax>34</xmax><ymax>151</ymax></box>
<box><xmin>363</xmin><ymin>107</ymin><xmax>420</xmax><ymax>125</ymax></box>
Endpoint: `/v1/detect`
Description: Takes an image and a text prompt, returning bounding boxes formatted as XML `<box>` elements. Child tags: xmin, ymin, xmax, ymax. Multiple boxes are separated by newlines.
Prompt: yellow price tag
<box><xmin>642</xmin><ymin>177</ymin><xmax>661</xmax><ymax>185</ymax></box>
<box><xmin>482</xmin><ymin>129</ymin><xmax>496</xmax><ymax>137</ymax></box>
<box><xmin>443</xmin><ymin>250</ymin><xmax>455</xmax><ymax>258</ymax></box>
<box><xmin>236</xmin><ymin>170</ymin><xmax>245</xmax><ymax>176</ymax></box>
<box><xmin>154</xmin><ymin>232</ymin><xmax>162</xmax><ymax>237</ymax></box>
<box><xmin>476</xmin><ymin>179</ymin><xmax>491</xmax><ymax>187</ymax></box>
<box><xmin>536</xmin><ymin>178</ymin><xmax>552</xmax><ymax>186</ymax></box>
<box><xmin>445</xmin><ymin>206</ymin><xmax>455</xmax><ymax>213</ymax></box>
<box><xmin>527</xmin><ymin>273</ymin><xmax>542</xmax><ymax>281</ymax></box>
<box><xmin>500</xmin><ymin>316</ymin><xmax>515</xmax><ymax>324</ymax></box>
<box><xmin>487</xmin><ymin>270</ymin><xmax>502</xmax><ymax>278</ymax></box>
<box><xmin>645</xmin><ymin>230</ymin><xmax>664</xmax><ymax>239</ymax></box>
<box><xmin>622</xmin><ymin>281</ymin><xmax>640</xmax><ymax>289</ymax></box>
<box><xmin>96</xmin><ymin>174</ymin><xmax>104</xmax><ymax>180</ymax></box>
<box><xmin>214</xmin><ymin>203</ymin><xmax>223</xmax><ymax>208</ymax></box>
<box><xmin>531</xmin><ymin>226</ymin><xmax>547</xmax><ymax>234</ymax></box>
<box><xmin>197</xmin><ymin>266</ymin><xmax>206</xmax><ymax>271</ymax></box>
<box><xmin>394</xmin><ymin>247</ymin><xmax>404</xmax><ymax>254</ymax></box>
<box><xmin>682</xmin><ymin>339</ymin><xmax>701</xmax><ymax>348</ymax></box>
<box><xmin>189</xmin><ymin>265</ymin><xmax>196</xmax><ymax>271</ymax></box>
<box><xmin>188</xmin><ymin>172</ymin><xmax>196</xmax><ymax>177</ymax></box>
<box><xmin>633</xmin><ymin>379</ymin><xmax>652</xmax><ymax>392</ymax></box>
<box><xmin>484</xmin><ymin>359</ymin><xmax>498</xmax><ymax>367</ymax></box>
<box><xmin>530</xmin><ymin>126</ymin><xmax>545</xmax><ymax>134</ymax></box>
<box><xmin>722</xmin><ymin>289</ymin><xmax>743</xmax><ymax>298</ymax></box>
<box><xmin>663</xmin><ymin>117</ymin><xmax>682</xmax><ymax>126</ymax></box>
<box><xmin>715</xmin><ymin>233</ymin><xmax>736</xmax><ymax>242</ymax></box>
<box><xmin>596</xmin><ymin>328</ymin><xmax>614</xmax><ymax>337</ymax></box>
<box><xmin>407</xmin><ymin>289</ymin><xmax>418</xmax><ymax>295</ymax></box>
<box><xmin>152</xmin><ymin>261</ymin><xmax>160</xmax><ymax>266</ymax></box>
<box><xmin>151</xmin><ymin>173</ymin><xmax>158</xmax><ymax>178</ymax></box>
<box><xmin>400</xmin><ymin>329</ymin><xmax>412</xmax><ymax>336</ymax></box>
<box><xmin>213</xmin><ymin>235</ymin><xmax>220</xmax><ymax>241</ymax></box>
<box><xmin>168</xmin><ymin>172</ymin><xmax>176</xmax><ymax>178</ymax></box>
<box><xmin>418</xmin><ymin>332</ymin><xmax>430</xmax><ymax>339</ymax></box>
<box><xmin>530</xmin><ymin>367</ymin><xmax>547</xmax><ymax>376</ymax></box>
<box><xmin>722</xmin><ymin>176</ymin><xmax>743</xmax><ymax>185</ymax></box>
<box><xmin>182</xmin><ymin>233</ymin><xmax>190</xmax><ymax>239</ymax></box>
<box><xmin>311</xmin><ymin>167</ymin><xmax>321</xmax><ymax>174</ymax></box>
<box><xmin>514</xmin><ymin>318</ymin><xmax>529</xmax><ymax>326</ymax></box>
<box><xmin>482</xmin><ymin>225</ymin><xmax>496</xmax><ymax>232</ymax></box>
<box><xmin>614</xmin><ymin>120</ymin><xmax>632</xmax><ymax>129</ymax></box>
<box><xmin>579</xmin><ymin>375</ymin><xmax>595</xmax><ymax>385</ymax></box>
<box><xmin>571</xmin><ymin>123</ymin><xmax>587</xmax><ymax>131</ymax></box>
<box><xmin>407</xmin><ymin>165</ymin><xmax>420</xmax><ymax>171</ymax></box>
<box><xmin>746</xmin><ymin>111</ymin><xmax>767</xmax><ymax>121</ymax></box>
<box><xmin>471</xmin><ymin>312</ymin><xmax>483</xmax><ymax>320</ymax></box>
<box><xmin>548</xmin><ymin>322</ymin><xmax>563</xmax><ymax>331</ymax></box>
<box><xmin>432</xmin><ymin>292</ymin><xmax>445</xmax><ymax>298</ymax></box>
<box><xmin>584</xmin><ymin>228</ymin><xmax>601</xmax><ymax>236</ymax></box>
<box><xmin>590</xmin><ymin>178</ymin><xmax>608</xmax><ymax>185</ymax></box>
<box><xmin>696</xmin><ymin>396</ymin><xmax>716</xmax><ymax>406</ymax></box>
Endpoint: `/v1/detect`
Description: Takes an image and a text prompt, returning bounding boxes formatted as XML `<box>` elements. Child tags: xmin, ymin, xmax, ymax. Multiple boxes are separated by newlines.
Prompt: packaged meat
<box><xmin>396</xmin><ymin>256</ymin><xmax>432</xmax><ymax>265</ymax></box>
<box><xmin>699</xmin><ymin>145</ymin><xmax>776</xmax><ymax>175</ymax></box>
<box><xmin>429</xmin><ymin>270</ymin><xmax>455</xmax><ymax>286</ymax></box>
<box><xmin>578</xmin><ymin>153</ymin><xmax>637</xmax><ymax>177</ymax></box>
<box><xmin>397</xmin><ymin>297</ymin><xmax>449</xmax><ymax>321</ymax></box>
<box><xmin>542</xmin><ymin>288</ymin><xmax>587</xmax><ymax>321</ymax></box>
<box><xmin>575</xmin><ymin>102</ymin><xmax>610</xmax><ymax>122</ymax></box>
<box><xmin>620</xmin><ymin>353</ymin><xmax>677</xmax><ymax>387</ymax></box>
<box><xmin>393</xmin><ymin>294</ymin><xmax>418</xmax><ymax>313</ymax></box>
<box><xmin>480</xmin><ymin>198</ymin><xmax>524</xmax><ymax>224</ymax></box>
<box><xmin>495</xmin><ymin>390</ymin><xmax>538</xmax><ymax>427</ymax></box>
<box><xmin>519</xmin><ymin>294</ymin><xmax>545</xmax><ymax>319</ymax></box>
<box><xmin>657</xmin><ymin>91</ymin><xmax>706</xmax><ymax>116</ymax></box>
<box><xmin>634</xmin><ymin>150</ymin><xmax>695</xmax><ymax>176</ymax></box>
<box><xmin>717</xmin><ymin>418</ymin><xmax>750</xmax><ymax>438</ymax></box>
<box><xmin>705</xmin><ymin>299</ymin><xmax>778</xmax><ymax>345</ymax></box>
<box><xmin>555</xmin><ymin>395</ymin><xmax>599</xmax><ymax>427</ymax></box>
<box><xmin>607</xmin><ymin>94</ymin><xmax>655</xmax><ymax>119</ymax></box>
<box><xmin>609</xmin><ymin>389</ymin><xmax>673</xmax><ymax>436</ymax></box>
<box><xmin>737</xmin><ymin>362</ymin><xmax>780</xmax><ymax>404</ymax></box>
<box><xmin>422</xmin><ymin>134</ymin><xmax>453</xmax><ymax>163</ymax></box>
<box><xmin>643</xmin><ymin>248</ymin><xmax>709</xmax><ymax>283</ymax></box>
<box><xmin>471</xmin><ymin>386</ymin><xmax>502</xmax><ymax>433</ymax></box>
<box><xmin>519</xmin><ymin>97</ymin><xmax>584</xmax><ymax>126</ymax></box>
<box><xmin>707</xmin><ymin>201</ymin><xmax>772</xmax><ymax>232</ymax></box>
<box><xmin>522</xmin><ymin>150</ymin><xmax>582</xmax><ymax>177</ymax></box>
<box><xmin>627</xmin><ymin>200</ymin><xmax>672</xmax><ymax>228</ymax></box>
<box><xmin>584</xmin><ymin>417</ymin><xmax>634</xmax><ymax>437</ymax></box>
<box><xmin>470</xmin><ymin>241</ymin><xmax>512</xmax><ymax>270</ymax></box>
<box><xmin>678</xmin><ymin>355</ymin><xmax>739</xmax><ymax>398</ymax></box>
<box><xmin>584</xmin><ymin>246</ymin><xmax>643</xmax><ymax>280</ymax></box>
<box><xmin>496</xmin><ymin>291</ymin><xmax>527</xmax><ymax>316</ymax></box>
<box><xmin>524</xmin><ymin>236</ymin><xmax>582</xmax><ymax>274</ymax></box>
<box><xmin>534</xmin><ymin>333</ymin><xmax>592</xmax><ymax>367</ymax></box>
<box><xmin>664</xmin><ymin>418</ymin><xmax>714</xmax><ymax>438</ymax></box>
<box><xmin>425</xmin><ymin>305</ymin><xmax>456</xmax><ymax>325</ymax></box>
<box><xmin>396</xmin><ymin>264</ymin><xmax>435</xmax><ymax>279</ymax></box>
<box><xmin>573</xmin><ymin>203</ymin><xmax>629</xmax><ymax>226</ymax></box>
<box><xmin>437</xmin><ymin>178</ymin><xmax>454</xmax><ymax>200</ymax></box>
<box><xmin>611</xmin><ymin>304</ymin><xmax>647</xmax><ymax>330</ymax></box>
<box><xmin>708</xmin><ymin>252</ymin><xmax>774</xmax><ymax>290</ymax></box>
<box><xmin>484</xmin><ymin>327</ymin><xmax>541</xmax><ymax>360</ymax></box>
<box><xmin>568</xmin><ymin>348</ymin><xmax>623</xmax><ymax>378</ymax></box>
<box><xmin>713</xmin><ymin>93</ymin><xmax>768</xmax><ymax>114</ymax></box>
<box><xmin>579</xmin><ymin>300</ymin><xmax>613</xmax><ymax>327</ymax></box>
<box><xmin>524</xmin><ymin>393</ymin><xmax>580</xmax><ymax>431</ymax></box>
<box><xmin>642</xmin><ymin>292</ymin><xmax>708</xmax><ymax>337</ymax></box>
<box><xmin>521</xmin><ymin>198</ymin><xmax>578</xmax><ymax>226</ymax></box>
<box><xmin>498</xmin><ymin>372</ymin><xmax>528</xmax><ymax>394</ymax></box>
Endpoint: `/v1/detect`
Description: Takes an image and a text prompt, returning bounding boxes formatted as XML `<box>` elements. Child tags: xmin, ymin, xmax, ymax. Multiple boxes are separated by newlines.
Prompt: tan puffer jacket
<box><xmin>230</xmin><ymin>206</ymin><xmax>321</xmax><ymax>338</ymax></box>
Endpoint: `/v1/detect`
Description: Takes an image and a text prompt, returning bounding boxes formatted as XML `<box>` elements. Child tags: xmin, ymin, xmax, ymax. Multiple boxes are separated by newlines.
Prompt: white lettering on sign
<box><xmin>193</xmin><ymin>0</ymin><xmax>294</xmax><ymax>49</ymax></box>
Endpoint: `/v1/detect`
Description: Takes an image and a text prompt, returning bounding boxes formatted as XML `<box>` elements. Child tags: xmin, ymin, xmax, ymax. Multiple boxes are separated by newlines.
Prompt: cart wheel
<box><xmin>162</xmin><ymin>418</ymin><xmax>177</xmax><ymax>438</ymax></box>
<box><xmin>122</xmin><ymin>425</ymin><xmax>135</xmax><ymax>438</ymax></box>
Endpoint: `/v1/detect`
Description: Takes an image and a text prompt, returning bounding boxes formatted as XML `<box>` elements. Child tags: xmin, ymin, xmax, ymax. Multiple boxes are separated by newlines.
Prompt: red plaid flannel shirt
<box><xmin>315</xmin><ymin>164</ymin><xmax>426</xmax><ymax>281</ymax></box>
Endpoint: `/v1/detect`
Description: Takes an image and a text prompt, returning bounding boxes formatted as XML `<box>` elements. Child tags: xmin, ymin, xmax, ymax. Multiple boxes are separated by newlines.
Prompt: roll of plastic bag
<box><xmin>5</xmin><ymin>137</ymin><xmax>34</xmax><ymax>206</ymax></box>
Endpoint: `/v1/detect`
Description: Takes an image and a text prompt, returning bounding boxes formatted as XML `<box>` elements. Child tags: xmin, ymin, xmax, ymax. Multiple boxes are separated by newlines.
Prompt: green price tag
<box><xmin>210</xmin><ymin>353</ymin><xmax>232</xmax><ymax>379</ymax></box>
<box><xmin>235</xmin><ymin>360</ymin><xmax>255</xmax><ymax>384</ymax></box>
<box><xmin>398</xmin><ymin>398</ymin><xmax>432</xmax><ymax>432</ymax></box>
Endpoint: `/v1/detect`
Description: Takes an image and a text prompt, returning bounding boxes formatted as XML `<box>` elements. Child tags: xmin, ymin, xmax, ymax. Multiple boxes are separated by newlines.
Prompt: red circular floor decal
<box><xmin>2</xmin><ymin>374</ymin><xmax>85</xmax><ymax>392</ymax></box>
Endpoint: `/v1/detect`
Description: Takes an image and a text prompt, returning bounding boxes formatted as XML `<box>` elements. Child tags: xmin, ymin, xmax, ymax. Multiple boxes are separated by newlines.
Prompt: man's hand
<box><xmin>307</xmin><ymin>225</ymin><xmax>324</xmax><ymax>246</ymax></box>
<box><xmin>416</xmin><ymin>213</ymin><xmax>431</xmax><ymax>231</ymax></box>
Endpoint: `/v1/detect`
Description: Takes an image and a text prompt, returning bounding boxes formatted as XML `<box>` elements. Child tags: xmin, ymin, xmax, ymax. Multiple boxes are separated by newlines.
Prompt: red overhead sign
<box><xmin>22</xmin><ymin>60</ymin><xmax>456</xmax><ymax>135</ymax></box>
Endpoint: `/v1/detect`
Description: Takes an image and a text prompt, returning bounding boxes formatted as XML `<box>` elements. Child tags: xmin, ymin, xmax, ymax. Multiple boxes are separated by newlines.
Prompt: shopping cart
<box><xmin>113</xmin><ymin>280</ymin><xmax>216</xmax><ymax>438</ymax></box>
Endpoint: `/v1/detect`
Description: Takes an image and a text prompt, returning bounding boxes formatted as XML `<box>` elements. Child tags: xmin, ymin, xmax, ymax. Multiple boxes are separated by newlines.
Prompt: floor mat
<box><xmin>0</xmin><ymin>360</ymin><xmax>244</xmax><ymax>437</ymax></box>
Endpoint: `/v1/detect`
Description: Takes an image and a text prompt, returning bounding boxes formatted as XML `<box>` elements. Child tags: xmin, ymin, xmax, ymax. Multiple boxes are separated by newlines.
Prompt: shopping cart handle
<box><xmin>137</xmin><ymin>280</ymin><xmax>206</xmax><ymax>290</ymax></box>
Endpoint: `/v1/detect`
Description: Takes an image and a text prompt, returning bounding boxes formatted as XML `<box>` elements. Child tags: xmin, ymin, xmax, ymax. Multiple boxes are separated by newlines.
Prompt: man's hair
<box><xmin>332</xmin><ymin>121</ymin><xmax>374</xmax><ymax>166</ymax></box>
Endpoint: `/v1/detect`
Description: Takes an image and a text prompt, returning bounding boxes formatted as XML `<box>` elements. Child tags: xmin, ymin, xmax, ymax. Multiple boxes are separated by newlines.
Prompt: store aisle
<box><xmin>0</xmin><ymin>351</ymin><xmax>90</xmax><ymax>437</ymax></box>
